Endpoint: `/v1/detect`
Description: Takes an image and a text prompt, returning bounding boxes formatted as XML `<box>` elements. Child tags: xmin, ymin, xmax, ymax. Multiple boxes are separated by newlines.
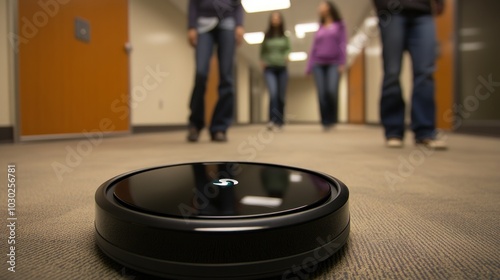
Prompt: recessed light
<box><xmin>295</xmin><ymin>22</ymin><xmax>319</xmax><ymax>39</ymax></box>
<box><xmin>243</xmin><ymin>32</ymin><xmax>265</xmax><ymax>44</ymax></box>
<box><xmin>242</xmin><ymin>0</ymin><xmax>291</xmax><ymax>13</ymax></box>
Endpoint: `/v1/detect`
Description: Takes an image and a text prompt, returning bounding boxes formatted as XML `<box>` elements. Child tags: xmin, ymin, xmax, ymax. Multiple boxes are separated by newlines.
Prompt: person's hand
<box><xmin>235</xmin><ymin>26</ymin><xmax>244</xmax><ymax>46</ymax></box>
<box><xmin>338</xmin><ymin>65</ymin><xmax>345</xmax><ymax>73</ymax></box>
<box><xmin>188</xmin><ymin>28</ymin><xmax>197</xmax><ymax>47</ymax></box>
<box><xmin>260</xmin><ymin>61</ymin><xmax>267</xmax><ymax>70</ymax></box>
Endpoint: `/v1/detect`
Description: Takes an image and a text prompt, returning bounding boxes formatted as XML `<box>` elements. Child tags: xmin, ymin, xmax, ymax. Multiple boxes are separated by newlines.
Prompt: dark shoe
<box><xmin>323</xmin><ymin>125</ymin><xmax>334</xmax><ymax>132</ymax></box>
<box><xmin>211</xmin><ymin>131</ymin><xmax>227</xmax><ymax>142</ymax></box>
<box><xmin>187</xmin><ymin>126</ymin><xmax>200</xmax><ymax>142</ymax></box>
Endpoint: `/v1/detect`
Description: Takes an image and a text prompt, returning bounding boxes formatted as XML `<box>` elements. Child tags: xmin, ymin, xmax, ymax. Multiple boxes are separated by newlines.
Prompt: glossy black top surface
<box><xmin>112</xmin><ymin>162</ymin><xmax>333</xmax><ymax>219</ymax></box>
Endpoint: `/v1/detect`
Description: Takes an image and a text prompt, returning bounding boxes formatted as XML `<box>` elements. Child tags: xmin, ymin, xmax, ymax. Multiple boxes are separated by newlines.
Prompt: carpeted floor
<box><xmin>0</xmin><ymin>124</ymin><xmax>499</xmax><ymax>279</ymax></box>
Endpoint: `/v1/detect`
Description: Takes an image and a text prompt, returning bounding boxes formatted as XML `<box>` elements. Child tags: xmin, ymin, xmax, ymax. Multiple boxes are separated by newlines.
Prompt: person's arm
<box><xmin>188</xmin><ymin>0</ymin><xmax>197</xmax><ymax>30</ymax></box>
<box><xmin>187</xmin><ymin>0</ymin><xmax>198</xmax><ymax>47</ymax></box>
<box><xmin>284</xmin><ymin>36</ymin><xmax>291</xmax><ymax>63</ymax></box>
<box><xmin>234</xmin><ymin>1</ymin><xmax>245</xmax><ymax>46</ymax></box>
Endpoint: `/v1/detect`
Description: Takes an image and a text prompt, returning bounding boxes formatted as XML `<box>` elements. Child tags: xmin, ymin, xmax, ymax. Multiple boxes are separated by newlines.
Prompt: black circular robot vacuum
<box><xmin>95</xmin><ymin>162</ymin><xmax>349</xmax><ymax>279</ymax></box>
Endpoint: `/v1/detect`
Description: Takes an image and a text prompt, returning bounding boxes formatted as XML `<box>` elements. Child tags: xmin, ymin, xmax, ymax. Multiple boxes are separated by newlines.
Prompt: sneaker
<box><xmin>386</xmin><ymin>138</ymin><xmax>403</xmax><ymax>148</ymax></box>
<box><xmin>267</xmin><ymin>122</ymin><xmax>283</xmax><ymax>132</ymax></box>
<box><xmin>416</xmin><ymin>138</ymin><xmax>448</xmax><ymax>150</ymax></box>
<box><xmin>211</xmin><ymin>131</ymin><xmax>228</xmax><ymax>143</ymax></box>
<box><xmin>187</xmin><ymin>126</ymin><xmax>200</xmax><ymax>142</ymax></box>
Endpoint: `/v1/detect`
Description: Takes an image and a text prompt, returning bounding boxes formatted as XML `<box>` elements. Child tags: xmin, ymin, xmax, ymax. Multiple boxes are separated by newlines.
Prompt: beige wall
<box><xmin>286</xmin><ymin>77</ymin><xmax>318</xmax><ymax>122</ymax></box>
<box><xmin>285</xmin><ymin>74</ymin><xmax>348</xmax><ymax>124</ymax></box>
<box><xmin>129</xmin><ymin>0</ymin><xmax>194</xmax><ymax>125</ymax></box>
<box><xmin>0</xmin><ymin>0</ymin><xmax>12</xmax><ymax>126</ymax></box>
<box><xmin>236</xmin><ymin>55</ymin><xmax>250</xmax><ymax>124</ymax></box>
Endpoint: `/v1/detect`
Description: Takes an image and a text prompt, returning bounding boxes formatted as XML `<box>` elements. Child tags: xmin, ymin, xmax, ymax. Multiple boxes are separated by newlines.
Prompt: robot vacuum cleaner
<box><xmin>95</xmin><ymin>162</ymin><xmax>349</xmax><ymax>279</ymax></box>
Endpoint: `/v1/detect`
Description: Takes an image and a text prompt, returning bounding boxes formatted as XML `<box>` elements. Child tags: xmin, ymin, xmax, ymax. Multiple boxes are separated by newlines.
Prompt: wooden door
<box><xmin>205</xmin><ymin>55</ymin><xmax>219</xmax><ymax>125</ymax></box>
<box><xmin>434</xmin><ymin>0</ymin><xmax>455</xmax><ymax>130</ymax></box>
<box><xmin>18</xmin><ymin>0</ymin><xmax>129</xmax><ymax>139</ymax></box>
<box><xmin>348</xmin><ymin>51</ymin><xmax>366</xmax><ymax>124</ymax></box>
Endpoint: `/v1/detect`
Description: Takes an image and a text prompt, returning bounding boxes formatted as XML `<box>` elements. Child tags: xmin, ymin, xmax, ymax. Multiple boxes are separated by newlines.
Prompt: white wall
<box><xmin>0</xmin><ymin>0</ymin><xmax>12</xmax><ymax>126</ymax></box>
<box><xmin>129</xmin><ymin>0</ymin><xmax>193</xmax><ymax>125</ymax></box>
<box><xmin>286</xmin><ymin>77</ymin><xmax>319</xmax><ymax>122</ymax></box>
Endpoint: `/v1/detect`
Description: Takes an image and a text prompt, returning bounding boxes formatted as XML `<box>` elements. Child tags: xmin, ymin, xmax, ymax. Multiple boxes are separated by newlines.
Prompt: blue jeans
<box><xmin>312</xmin><ymin>64</ymin><xmax>340</xmax><ymax>126</ymax></box>
<box><xmin>379</xmin><ymin>14</ymin><xmax>437</xmax><ymax>140</ymax></box>
<box><xmin>264</xmin><ymin>66</ymin><xmax>288</xmax><ymax>125</ymax></box>
<box><xmin>189</xmin><ymin>26</ymin><xmax>235</xmax><ymax>133</ymax></box>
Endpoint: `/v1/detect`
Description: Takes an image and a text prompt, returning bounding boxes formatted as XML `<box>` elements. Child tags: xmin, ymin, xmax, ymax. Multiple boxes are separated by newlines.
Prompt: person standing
<box><xmin>260</xmin><ymin>12</ymin><xmax>291</xmax><ymax>131</ymax></box>
<box><xmin>306</xmin><ymin>1</ymin><xmax>346</xmax><ymax>131</ymax></box>
<box><xmin>373</xmin><ymin>0</ymin><xmax>447</xmax><ymax>149</ymax></box>
<box><xmin>187</xmin><ymin>0</ymin><xmax>244</xmax><ymax>142</ymax></box>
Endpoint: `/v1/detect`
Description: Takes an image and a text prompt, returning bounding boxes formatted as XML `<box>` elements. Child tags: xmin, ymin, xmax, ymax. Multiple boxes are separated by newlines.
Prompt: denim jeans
<box><xmin>189</xmin><ymin>24</ymin><xmax>235</xmax><ymax>133</ymax></box>
<box><xmin>264</xmin><ymin>66</ymin><xmax>288</xmax><ymax>125</ymax></box>
<box><xmin>312</xmin><ymin>64</ymin><xmax>340</xmax><ymax>126</ymax></box>
<box><xmin>379</xmin><ymin>14</ymin><xmax>437</xmax><ymax>140</ymax></box>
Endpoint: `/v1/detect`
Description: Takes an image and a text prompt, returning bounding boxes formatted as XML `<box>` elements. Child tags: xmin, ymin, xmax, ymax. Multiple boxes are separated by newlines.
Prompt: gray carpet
<box><xmin>0</xmin><ymin>125</ymin><xmax>499</xmax><ymax>279</ymax></box>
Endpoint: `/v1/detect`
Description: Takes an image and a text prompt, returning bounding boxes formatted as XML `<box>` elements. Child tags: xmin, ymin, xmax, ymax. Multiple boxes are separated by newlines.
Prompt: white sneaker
<box><xmin>267</xmin><ymin>122</ymin><xmax>283</xmax><ymax>132</ymax></box>
<box><xmin>386</xmin><ymin>138</ymin><xmax>403</xmax><ymax>148</ymax></box>
<box><xmin>416</xmin><ymin>138</ymin><xmax>448</xmax><ymax>150</ymax></box>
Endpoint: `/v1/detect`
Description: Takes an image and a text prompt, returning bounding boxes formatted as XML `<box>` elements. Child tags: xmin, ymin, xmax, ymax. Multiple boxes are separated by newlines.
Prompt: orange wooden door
<box><xmin>18</xmin><ymin>0</ymin><xmax>129</xmax><ymax>138</ymax></box>
<box><xmin>348</xmin><ymin>51</ymin><xmax>366</xmax><ymax>124</ymax></box>
<box><xmin>434</xmin><ymin>0</ymin><xmax>455</xmax><ymax>130</ymax></box>
<box><xmin>205</xmin><ymin>55</ymin><xmax>219</xmax><ymax>125</ymax></box>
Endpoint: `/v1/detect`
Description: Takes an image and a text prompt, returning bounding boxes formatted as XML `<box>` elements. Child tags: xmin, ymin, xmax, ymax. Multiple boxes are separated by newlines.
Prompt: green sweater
<box><xmin>260</xmin><ymin>36</ymin><xmax>291</xmax><ymax>67</ymax></box>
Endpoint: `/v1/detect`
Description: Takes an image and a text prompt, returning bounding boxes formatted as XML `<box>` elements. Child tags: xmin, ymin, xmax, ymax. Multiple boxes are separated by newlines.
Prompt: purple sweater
<box><xmin>188</xmin><ymin>0</ymin><xmax>244</xmax><ymax>29</ymax></box>
<box><xmin>306</xmin><ymin>21</ymin><xmax>347</xmax><ymax>74</ymax></box>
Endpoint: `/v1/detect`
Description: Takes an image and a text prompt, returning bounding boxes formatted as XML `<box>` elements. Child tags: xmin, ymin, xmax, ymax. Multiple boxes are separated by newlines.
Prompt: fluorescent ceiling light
<box><xmin>295</xmin><ymin>23</ymin><xmax>319</xmax><ymax>39</ymax></box>
<box><xmin>243</xmin><ymin>32</ymin><xmax>265</xmax><ymax>44</ymax></box>
<box><xmin>288</xmin><ymin>52</ymin><xmax>308</xmax><ymax>62</ymax></box>
<box><xmin>242</xmin><ymin>0</ymin><xmax>290</xmax><ymax>13</ymax></box>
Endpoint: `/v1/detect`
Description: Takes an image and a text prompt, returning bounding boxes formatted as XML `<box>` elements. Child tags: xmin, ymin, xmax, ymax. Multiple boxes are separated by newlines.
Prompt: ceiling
<box><xmin>168</xmin><ymin>0</ymin><xmax>373</xmax><ymax>76</ymax></box>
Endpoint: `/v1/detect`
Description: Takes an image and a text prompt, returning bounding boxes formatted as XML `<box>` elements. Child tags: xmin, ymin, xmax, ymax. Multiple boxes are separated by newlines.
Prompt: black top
<box><xmin>112</xmin><ymin>162</ymin><xmax>333</xmax><ymax>219</ymax></box>
<box><xmin>372</xmin><ymin>0</ymin><xmax>444</xmax><ymax>15</ymax></box>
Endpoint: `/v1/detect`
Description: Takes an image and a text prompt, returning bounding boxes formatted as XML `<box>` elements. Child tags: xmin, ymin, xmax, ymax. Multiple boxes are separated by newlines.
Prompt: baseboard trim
<box><xmin>132</xmin><ymin>125</ymin><xmax>186</xmax><ymax>134</ymax></box>
<box><xmin>0</xmin><ymin>126</ymin><xmax>14</xmax><ymax>143</ymax></box>
<box><xmin>455</xmin><ymin>125</ymin><xmax>500</xmax><ymax>138</ymax></box>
